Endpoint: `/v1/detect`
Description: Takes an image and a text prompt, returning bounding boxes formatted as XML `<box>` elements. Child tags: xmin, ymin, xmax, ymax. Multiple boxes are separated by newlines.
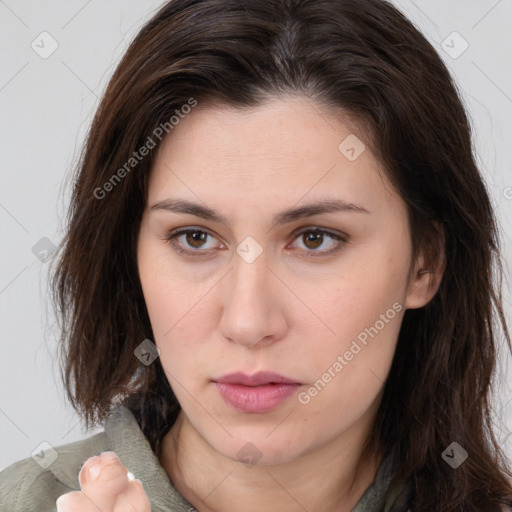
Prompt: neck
<box><xmin>158</xmin><ymin>414</ymin><xmax>382</xmax><ymax>512</ymax></box>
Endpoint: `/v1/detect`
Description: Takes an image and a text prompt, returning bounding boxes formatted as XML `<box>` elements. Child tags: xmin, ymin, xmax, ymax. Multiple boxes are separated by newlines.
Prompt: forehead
<box><xmin>147</xmin><ymin>96</ymin><xmax>399</xmax><ymax>217</ymax></box>
<box><xmin>155</xmin><ymin>97</ymin><xmax>362</xmax><ymax>166</ymax></box>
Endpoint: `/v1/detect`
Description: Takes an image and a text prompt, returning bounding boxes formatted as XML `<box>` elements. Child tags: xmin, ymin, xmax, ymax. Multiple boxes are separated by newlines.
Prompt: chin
<box><xmin>212</xmin><ymin>430</ymin><xmax>310</xmax><ymax>468</ymax></box>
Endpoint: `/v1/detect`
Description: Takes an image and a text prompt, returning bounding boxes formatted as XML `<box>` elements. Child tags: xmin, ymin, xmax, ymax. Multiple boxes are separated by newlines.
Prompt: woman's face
<box><xmin>137</xmin><ymin>96</ymin><xmax>432</xmax><ymax>465</ymax></box>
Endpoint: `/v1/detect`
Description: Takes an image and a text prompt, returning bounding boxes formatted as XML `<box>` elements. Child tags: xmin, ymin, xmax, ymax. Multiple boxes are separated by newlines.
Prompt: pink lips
<box><xmin>213</xmin><ymin>371</ymin><xmax>301</xmax><ymax>413</ymax></box>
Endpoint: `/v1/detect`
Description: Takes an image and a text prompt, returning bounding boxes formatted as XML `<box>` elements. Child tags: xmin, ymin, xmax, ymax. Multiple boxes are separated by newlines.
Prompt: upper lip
<box><xmin>214</xmin><ymin>371</ymin><xmax>301</xmax><ymax>386</ymax></box>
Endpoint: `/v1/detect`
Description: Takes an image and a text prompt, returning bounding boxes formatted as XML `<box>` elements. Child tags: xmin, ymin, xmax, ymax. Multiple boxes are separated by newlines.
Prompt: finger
<box><xmin>55</xmin><ymin>476</ymin><xmax>150</xmax><ymax>512</ymax></box>
<box><xmin>56</xmin><ymin>490</ymin><xmax>100</xmax><ymax>512</ymax></box>
<box><xmin>78</xmin><ymin>451</ymin><xmax>133</xmax><ymax>512</ymax></box>
<box><xmin>113</xmin><ymin>480</ymin><xmax>152</xmax><ymax>512</ymax></box>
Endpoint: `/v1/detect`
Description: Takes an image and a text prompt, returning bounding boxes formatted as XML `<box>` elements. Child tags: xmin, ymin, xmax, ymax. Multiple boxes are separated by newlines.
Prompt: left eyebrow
<box><xmin>149</xmin><ymin>197</ymin><xmax>370</xmax><ymax>229</ymax></box>
<box><xmin>272</xmin><ymin>199</ymin><xmax>370</xmax><ymax>227</ymax></box>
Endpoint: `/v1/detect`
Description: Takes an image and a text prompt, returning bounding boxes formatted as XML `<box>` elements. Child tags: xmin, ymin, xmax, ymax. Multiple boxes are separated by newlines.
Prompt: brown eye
<box><xmin>165</xmin><ymin>228</ymin><xmax>223</xmax><ymax>255</ymax></box>
<box><xmin>290</xmin><ymin>228</ymin><xmax>347</xmax><ymax>256</ymax></box>
<box><xmin>303</xmin><ymin>231</ymin><xmax>324</xmax><ymax>250</ymax></box>
<box><xmin>185</xmin><ymin>231</ymin><xmax>208</xmax><ymax>248</ymax></box>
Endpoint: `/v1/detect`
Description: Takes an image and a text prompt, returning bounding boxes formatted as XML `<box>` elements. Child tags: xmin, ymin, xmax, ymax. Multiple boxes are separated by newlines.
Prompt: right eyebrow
<box><xmin>149</xmin><ymin>197</ymin><xmax>370</xmax><ymax>229</ymax></box>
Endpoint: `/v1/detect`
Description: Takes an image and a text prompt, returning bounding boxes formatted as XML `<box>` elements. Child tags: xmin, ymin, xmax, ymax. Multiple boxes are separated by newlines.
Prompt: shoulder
<box><xmin>0</xmin><ymin>431</ymin><xmax>109</xmax><ymax>512</ymax></box>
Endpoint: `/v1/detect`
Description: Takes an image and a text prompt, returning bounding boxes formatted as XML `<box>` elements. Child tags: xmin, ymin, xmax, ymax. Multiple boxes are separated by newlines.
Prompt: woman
<box><xmin>1</xmin><ymin>0</ymin><xmax>511</xmax><ymax>511</ymax></box>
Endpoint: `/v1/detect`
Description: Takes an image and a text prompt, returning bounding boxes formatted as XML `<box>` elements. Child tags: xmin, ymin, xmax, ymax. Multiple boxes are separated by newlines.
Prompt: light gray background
<box><xmin>1</xmin><ymin>0</ymin><xmax>511</xmax><ymax>471</ymax></box>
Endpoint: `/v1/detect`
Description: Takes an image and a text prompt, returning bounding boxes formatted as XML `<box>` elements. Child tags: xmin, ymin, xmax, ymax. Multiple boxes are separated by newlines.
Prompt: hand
<box><xmin>56</xmin><ymin>451</ymin><xmax>151</xmax><ymax>512</ymax></box>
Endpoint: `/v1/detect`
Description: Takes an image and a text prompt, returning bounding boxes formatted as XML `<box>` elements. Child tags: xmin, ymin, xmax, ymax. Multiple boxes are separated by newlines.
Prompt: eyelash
<box><xmin>164</xmin><ymin>227</ymin><xmax>347</xmax><ymax>258</ymax></box>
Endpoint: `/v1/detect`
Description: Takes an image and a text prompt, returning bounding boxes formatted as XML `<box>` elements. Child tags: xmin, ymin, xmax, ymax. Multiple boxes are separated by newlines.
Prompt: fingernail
<box><xmin>89</xmin><ymin>463</ymin><xmax>102</xmax><ymax>480</ymax></box>
<box><xmin>82</xmin><ymin>455</ymin><xmax>99</xmax><ymax>475</ymax></box>
<box><xmin>99</xmin><ymin>451</ymin><xmax>118</xmax><ymax>460</ymax></box>
<box><xmin>87</xmin><ymin>452</ymin><xmax>119</xmax><ymax>480</ymax></box>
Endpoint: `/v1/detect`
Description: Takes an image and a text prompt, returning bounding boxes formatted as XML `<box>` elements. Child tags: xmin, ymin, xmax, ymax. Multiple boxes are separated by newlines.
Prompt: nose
<box><xmin>218</xmin><ymin>249</ymin><xmax>288</xmax><ymax>349</ymax></box>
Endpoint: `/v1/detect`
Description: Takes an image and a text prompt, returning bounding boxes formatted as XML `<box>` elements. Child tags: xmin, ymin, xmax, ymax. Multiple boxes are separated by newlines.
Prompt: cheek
<box><xmin>308</xmin><ymin>284</ymin><xmax>403</xmax><ymax>381</ymax></box>
<box><xmin>312</xmin><ymin>259</ymin><xmax>407</xmax><ymax>345</ymax></box>
<box><xmin>138</xmin><ymin>269</ymin><xmax>214</xmax><ymax>384</ymax></box>
<box><xmin>137</xmin><ymin>238</ymin><xmax>186</xmax><ymax>358</ymax></box>
<box><xmin>297</xmin><ymin>299</ymin><xmax>402</xmax><ymax>430</ymax></box>
<box><xmin>297</xmin><ymin>248</ymin><xmax>408</xmax><ymax>399</ymax></box>
<box><xmin>138</xmin><ymin>237</ymin><xmax>202</xmax><ymax>340</ymax></box>
<box><xmin>141</xmin><ymin>281</ymin><xmax>205</xmax><ymax>374</ymax></box>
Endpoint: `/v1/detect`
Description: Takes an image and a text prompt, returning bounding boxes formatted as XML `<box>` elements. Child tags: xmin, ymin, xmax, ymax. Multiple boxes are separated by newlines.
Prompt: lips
<box><xmin>214</xmin><ymin>371</ymin><xmax>300</xmax><ymax>386</ymax></box>
<box><xmin>213</xmin><ymin>371</ymin><xmax>301</xmax><ymax>413</ymax></box>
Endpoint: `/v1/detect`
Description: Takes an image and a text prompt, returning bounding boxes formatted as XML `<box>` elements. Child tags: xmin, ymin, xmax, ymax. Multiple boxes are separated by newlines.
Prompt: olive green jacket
<box><xmin>0</xmin><ymin>405</ymin><xmax>411</xmax><ymax>511</ymax></box>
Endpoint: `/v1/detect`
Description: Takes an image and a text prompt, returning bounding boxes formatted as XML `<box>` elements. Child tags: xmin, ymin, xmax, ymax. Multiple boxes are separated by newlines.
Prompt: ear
<box><xmin>405</xmin><ymin>222</ymin><xmax>446</xmax><ymax>310</ymax></box>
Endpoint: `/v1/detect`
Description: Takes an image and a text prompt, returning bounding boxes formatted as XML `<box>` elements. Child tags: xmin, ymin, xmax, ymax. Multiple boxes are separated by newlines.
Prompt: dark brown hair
<box><xmin>50</xmin><ymin>0</ymin><xmax>512</xmax><ymax>510</ymax></box>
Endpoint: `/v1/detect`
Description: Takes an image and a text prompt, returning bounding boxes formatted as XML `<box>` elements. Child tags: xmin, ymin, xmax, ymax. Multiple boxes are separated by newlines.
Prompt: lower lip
<box><xmin>214</xmin><ymin>382</ymin><xmax>301</xmax><ymax>413</ymax></box>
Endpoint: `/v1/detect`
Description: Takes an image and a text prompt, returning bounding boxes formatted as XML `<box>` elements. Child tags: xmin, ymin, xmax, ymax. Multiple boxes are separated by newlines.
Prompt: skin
<box><xmin>57</xmin><ymin>96</ymin><xmax>443</xmax><ymax>512</ymax></box>
<box><xmin>56</xmin><ymin>451</ymin><xmax>150</xmax><ymax>512</ymax></box>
